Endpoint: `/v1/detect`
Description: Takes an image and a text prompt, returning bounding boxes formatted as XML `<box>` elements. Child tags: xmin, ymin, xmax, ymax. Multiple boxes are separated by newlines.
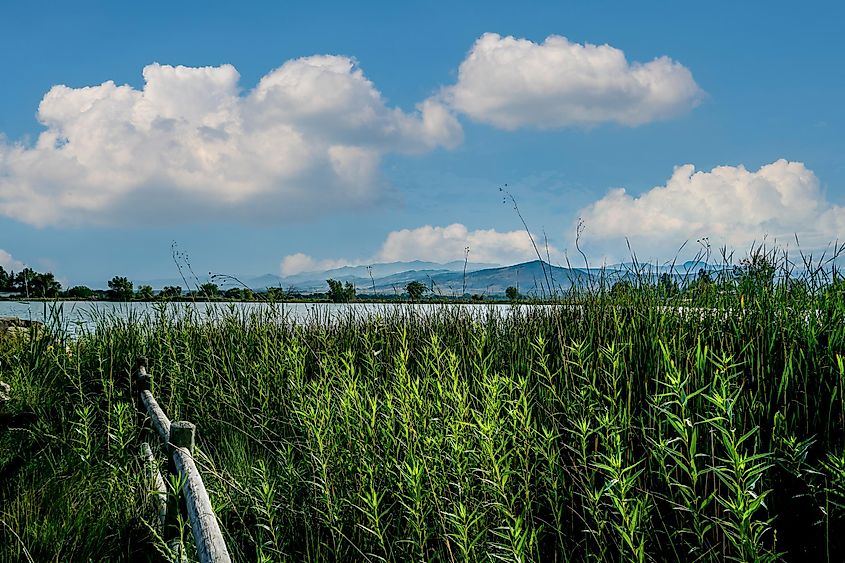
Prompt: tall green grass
<box><xmin>1</xmin><ymin>263</ymin><xmax>845</xmax><ymax>561</ymax></box>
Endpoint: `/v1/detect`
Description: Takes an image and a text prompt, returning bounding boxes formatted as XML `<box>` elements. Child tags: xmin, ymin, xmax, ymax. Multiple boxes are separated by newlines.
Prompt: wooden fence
<box><xmin>133</xmin><ymin>359</ymin><xmax>231</xmax><ymax>563</ymax></box>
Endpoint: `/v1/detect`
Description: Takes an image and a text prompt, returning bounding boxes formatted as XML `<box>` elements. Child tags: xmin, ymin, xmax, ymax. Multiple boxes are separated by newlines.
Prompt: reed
<box><xmin>1</xmin><ymin>250</ymin><xmax>844</xmax><ymax>561</ymax></box>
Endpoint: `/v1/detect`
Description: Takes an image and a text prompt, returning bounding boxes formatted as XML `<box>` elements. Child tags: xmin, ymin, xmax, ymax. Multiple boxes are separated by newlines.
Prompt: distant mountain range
<box><xmin>79</xmin><ymin>259</ymin><xmax>726</xmax><ymax>296</ymax></box>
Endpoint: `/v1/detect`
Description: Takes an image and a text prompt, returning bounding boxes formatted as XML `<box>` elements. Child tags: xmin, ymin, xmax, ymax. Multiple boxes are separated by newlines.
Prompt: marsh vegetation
<box><xmin>1</xmin><ymin>252</ymin><xmax>845</xmax><ymax>561</ymax></box>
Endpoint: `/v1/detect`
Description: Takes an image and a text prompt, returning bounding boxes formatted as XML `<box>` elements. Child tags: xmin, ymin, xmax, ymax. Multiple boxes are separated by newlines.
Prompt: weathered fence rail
<box><xmin>140</xmin><ymin>441</ymin><xmax>167</xmax><ymax>529</ymax></box>
<box><xmin>133</xmin><ymin>360</ymin><xmax>231</xmax><ymax>563</ymax></box>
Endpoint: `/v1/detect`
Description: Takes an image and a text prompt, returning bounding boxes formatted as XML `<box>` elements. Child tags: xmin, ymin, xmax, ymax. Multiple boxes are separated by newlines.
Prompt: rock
<box><xmin>0</xmin><ymin>317</ymin><xmax>43</xmax><ymax>338</ymax></box>
<box><xmin>0</xmin><ymin>317</ymin><xmax>42</xmax><ymax>329</ymax></box>
<box><xmin>0</xmin><ymin>381</ymin><xmax>9</xmax><ymax>403</ymax></box>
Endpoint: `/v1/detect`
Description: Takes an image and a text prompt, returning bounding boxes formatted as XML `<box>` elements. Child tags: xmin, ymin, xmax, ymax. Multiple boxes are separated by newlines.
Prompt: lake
<box><xmin>0</xmin><ymin>300</ymin><xmax>523</xmax><ymax>334</ymax></box>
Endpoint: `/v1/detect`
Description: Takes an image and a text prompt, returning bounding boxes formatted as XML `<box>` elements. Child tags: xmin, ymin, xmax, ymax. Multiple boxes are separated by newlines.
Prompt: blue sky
<box><xmin>1</xmin><ymin>1</ymin><xmax>843</xmax><ymax>285</ymax></box>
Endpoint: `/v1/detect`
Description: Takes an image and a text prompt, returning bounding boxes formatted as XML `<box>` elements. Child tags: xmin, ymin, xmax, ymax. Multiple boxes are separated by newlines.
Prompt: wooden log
<box><xmin>133</xmin><ymin>360</ymin><xmax>171</xmax><ymax>441</ymax></box>
<box><xmin>140</xmin><ymin>442</ymin><xmax>167</xmax><ymax>529</ymax></box>
<box><xmin>133</xmin><ymin>358</ymin><xmax>151</xmax><ymax>398</ymax></box>
<box><xmin>131</xmin><ymin>360</ymin><xmax>229</xmax><ymax>562</ymax></box>
<box><xmin>140</xmin><ymin>389</ymin><xmax>172</xmax><ymax>443</ymax></box>
<box><xmin>170</xmin><ymin>421</ymin><xmax>232</xmax><ymax>563</ymax></box>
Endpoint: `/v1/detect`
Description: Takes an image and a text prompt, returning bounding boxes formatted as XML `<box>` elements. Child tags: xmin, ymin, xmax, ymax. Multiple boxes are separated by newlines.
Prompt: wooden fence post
<box><xmin>170</xmin><ymin>422</ymin><xmax>196</xmax><ymax>453</ymax></box>
<box><xmin>171</xmin><ymin>423</ymin><xmax>232</xmax><ymax>562</ymax></box>
<box><xmin>132</xmin><ymin>357</ymin><xmax>229</xmax><ymax>562</ymax></box>
<box><xmin>133</xmin><ymin>357</ymin><xmax>151</xmax><ymax>425</ymax></box>
<box><xmin>134</xmin><ymin>357</ymin><xmax>150</xmax><ymax>390</ymax></box>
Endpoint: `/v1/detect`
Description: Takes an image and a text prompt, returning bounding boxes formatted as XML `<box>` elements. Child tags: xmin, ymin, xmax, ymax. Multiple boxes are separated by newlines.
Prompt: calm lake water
<box><xmin>0</xmin><ymin>300</ymin><xmax>522</xmax><ymax>335</ymax></box>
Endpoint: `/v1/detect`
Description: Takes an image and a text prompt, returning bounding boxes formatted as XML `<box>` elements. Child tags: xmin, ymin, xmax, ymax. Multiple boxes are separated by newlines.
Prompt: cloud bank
<box><xmin>0</xmin><ymin>33</ymin><xmax>704</xmax><ymax>228</ymax></box>
<box><xmin>0</xmin><ymin>57</ymin><xmax>461</xmax><ymax>227</ymax></box>
<box><xmin>442</xmin><ymin>33</ymin><xmax>703</xmax><ymax>129</ymax></box>
<box><xmin>280</xmin><ymin>223</ymin><xmax>559</xmax><ymax>275</ymax></box>
<box><xmin>577</xmin><ymin>159</ymin><xmax>845</xmax><ymax>259</ymax></box>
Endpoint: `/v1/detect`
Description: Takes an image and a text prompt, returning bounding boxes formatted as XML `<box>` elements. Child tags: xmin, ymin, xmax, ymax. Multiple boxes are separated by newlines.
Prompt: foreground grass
<box><xmin>1</xmin><ymin>283</ymin><xmax>845</xmax><ymax>561</ymax></box>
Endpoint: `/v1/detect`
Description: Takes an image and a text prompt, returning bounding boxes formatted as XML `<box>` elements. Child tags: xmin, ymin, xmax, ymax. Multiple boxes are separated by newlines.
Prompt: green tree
<box><xmin>31</xmin><ymin>272</ymin><xmax>61</xmax><ymax>297</ymax></box>
<box><xmin>136</xmin><ymin>285</ymin><xmax>155</xmax><ymax>300</ymax></box>
<box><xmin>199</xmin><ymin>283</ymin><xmax>220</xmax><ymax>298</ymax></box>
<box><xmin>107</xmin><ymin>276</ymin><xmax>134</xmax><ymax>301</ymax></box>
<box><xmin>160</xmin><ymin>285</ymin><xmax>182</xmax><ymax>299</ymax></box>
<box><xmin>405</xmin><ymin>280</ymin><xmax>427</xmax><ymax>301</ymax></box>
<box><xmin>0</xmin><ymin>266</ymin><xmax>12</xmax><ymax>291</ymax></box>
<box><xmin>14</xmin><ymin>269</ymin><xmax>61</xmax><ymax>297</ymax></box>
<box><xmin>505</xmin><ymin>286</ymin><xmax>520</xmax><ymax>301</ymax></box>
<box><xmin>326</xmin><ymin>279</ymin><xmax>355</xmax><ymax>303</ymax></box>
<box><xmin>66</xmin><ymin>285</ymin><xmax>95</xmax><ymax>299</ymax></box>
<box><xmin>223</xmin><ymin>287</ymin><xmax>243</xmax><ymax>300</ymax></box>
<box><xmin>266</xmin><ymin>287</ymin><xmax>286</xmax><ymax>301</ymax></box>
<box><xmin>13</xmin><ymin>268</ymin><xmax>37</xmax><ymax>294</ymax></box>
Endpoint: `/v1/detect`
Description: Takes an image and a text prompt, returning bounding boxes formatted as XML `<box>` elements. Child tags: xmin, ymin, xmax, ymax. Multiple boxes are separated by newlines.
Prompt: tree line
<box><xmin>0</xmin><ymin>250</ymin><xmax>822</xmax><ymax>303</ymax></box>
<box><xmin>0</xmin><ymin>266</ymin><xmax>254</xmax><ymax>301</ymax></box>
<box><xmin>0</xmin><ymin>267</ymin><xmax>61</xmax><ymax>298</ymax></box>
<box><xmin>0</xmin><ymin>265</ymin><xmax>431</xmax><ymax>302</ymax></box>
<box><xmin>0</xmin><ymin>266</ymin><xmax>422</xmax><ymax>303</ymax></box>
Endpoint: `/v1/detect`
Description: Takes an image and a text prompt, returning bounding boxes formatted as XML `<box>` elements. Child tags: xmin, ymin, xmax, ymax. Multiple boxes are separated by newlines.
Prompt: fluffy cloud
<box><xmin>577</xmin><ymin>159</ymin><xmax>845</xmax><ymax>259</ymax></box>
<box><xmin>0</xmin><ymin>36</ymin><xmax>705</xmax><ymax>228</ymax></box>
<box><xmin>280</xmin><ymin>223</ymin><xmax>559</xmax><ymax>275</ymax></box>
<box><xmin>442</xmin><ymin>33</ymin><xmax>703</xmax><ymax>129</ymax></box>
<box><xmin>280</xmin><ymin>253</ymin><xmax>349</xmax><ymax>277</ymax></box>
<box><xmin>0</xmin><ymin>249</ymin><xmax>24</xmax><ymax>271</ymax></box>
<box><xmin>0</xmin><ymin>57</ymin><xmax>462</xmax><ymax>227</ymax></box>
<box><xmin>377</xmin><ymin>223</ymin><xmax>557</xmax><ymax>264</ymax></box>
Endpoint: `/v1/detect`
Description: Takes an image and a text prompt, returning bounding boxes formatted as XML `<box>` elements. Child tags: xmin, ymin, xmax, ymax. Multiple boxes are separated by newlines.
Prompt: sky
<box><xmin>1</xmin><ymin>1</ymin><xmax>844</xmax><ymax>286</ymax></box>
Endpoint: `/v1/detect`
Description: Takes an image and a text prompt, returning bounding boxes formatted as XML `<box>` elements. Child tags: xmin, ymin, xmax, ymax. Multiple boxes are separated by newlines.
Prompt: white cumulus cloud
<box><xmin>280</xmin><ymin>253</ymin><xmax>350</xmax><ymax>277</ymax></box>
<box><xmin>0</xmin><ymin>249</ymin><xmax>25</xmax><ymax>271</ymax></box>
<box><xmin>280</xmin><ymin>223</ymin><xmax>558</xmax><ymax>275</ymax></box>
<box><xmin>442</xmin><ymin>32</ymin><xmax>703</xmax><ymax>129</ymax></box>
<box><xmin>577</xmin><ymin>159</ymin><xmax>845</xmax><ymax>259</ymax></box>
<box><xmin>0</xmin><ymin>57</ymin><xmax>462</xmax><ymax>227</ymax></box>
<box><xmin>377</xmin><ymin>223</ymin><xmax>556</xmax><ymax>264</ymax></box>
